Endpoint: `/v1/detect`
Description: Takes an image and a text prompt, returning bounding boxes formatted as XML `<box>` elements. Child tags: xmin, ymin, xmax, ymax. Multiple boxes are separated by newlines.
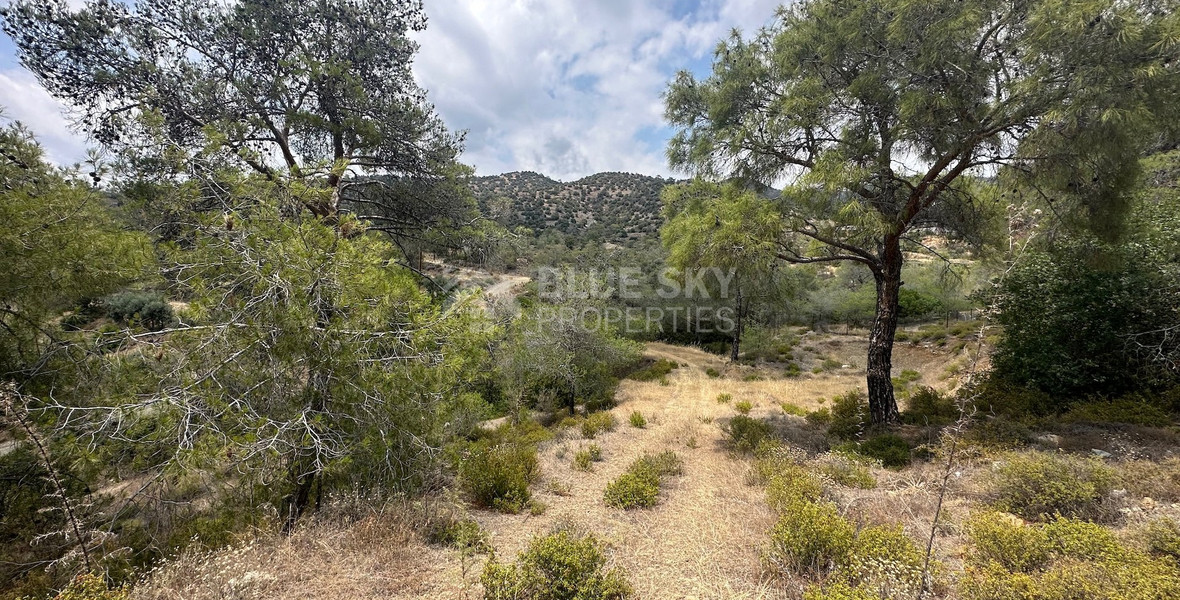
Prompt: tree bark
<box><xmin>866</xmin><ymin>236</ymin><xmax>902</xmax><ymax>425</ymax></box>
<box><xmin>730</xmin><ymin>287</ymin><xmax>744</xmax><ymax>362</ymax></box>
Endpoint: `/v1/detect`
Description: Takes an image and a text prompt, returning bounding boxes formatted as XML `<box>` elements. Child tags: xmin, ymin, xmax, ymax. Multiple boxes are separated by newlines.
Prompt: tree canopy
<box><xmin>664</xmin><ymin>0</ymin><xmax>1180</xmax><ymax>423</ymax></box>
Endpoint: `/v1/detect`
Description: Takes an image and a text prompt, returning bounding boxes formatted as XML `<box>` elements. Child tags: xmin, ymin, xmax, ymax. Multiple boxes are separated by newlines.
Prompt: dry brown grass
<box><xmin>132</xmin><ymin>337</ymin><xmax>1020</xmax><ymax>600</ymax></box>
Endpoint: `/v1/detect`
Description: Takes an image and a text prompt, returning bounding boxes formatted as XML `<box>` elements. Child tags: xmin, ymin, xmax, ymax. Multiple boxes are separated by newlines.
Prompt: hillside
<box><xmin>470</xmin><ymin>171</ymin><xmax>678</xmax><ymax>245</ymax></box>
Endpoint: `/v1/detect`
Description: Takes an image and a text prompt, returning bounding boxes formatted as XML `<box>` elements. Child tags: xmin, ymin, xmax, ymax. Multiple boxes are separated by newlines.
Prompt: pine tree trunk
<box><xmin>866</xmin><ymin>237</ymin><xmax>902</xmax><ymax>425</ymax></box>
<box><xmin>730</xmin><ymin>288</ymin><xmax>743</xmax><ymax>362</ymax></box>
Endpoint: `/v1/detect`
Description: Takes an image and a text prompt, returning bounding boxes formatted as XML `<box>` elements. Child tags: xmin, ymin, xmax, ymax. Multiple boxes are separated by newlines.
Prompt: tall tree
<box><xmin>1</xmin><ymin>0</ymin><xmax>468</xmax><ymax>230</ymax></box>
<box><xmin>664</xmin><ymin>0</ymin><xmax>1180</xmax><ymax>423</ymax></box>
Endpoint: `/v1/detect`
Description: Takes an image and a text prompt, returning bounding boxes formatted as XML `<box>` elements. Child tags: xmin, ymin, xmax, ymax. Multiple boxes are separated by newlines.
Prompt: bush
<box><xmin>481</xmin><ymin>529</ymin><xmax>632</xmax><ymax>600</ymax></box>
<box><xmin>52</xmin><ymin>574</ymin><xmax>129</xmax><ymax>600</ymax></box>
<box><xmin>103</xmin><ymin>290</ymin><xmax>173</xmax><ymax>331</ymax></box>
<box><xmin>814</xmin><ymin>454</ymin><xmax>876</xmax><ymax>489</ymax></box>
<box><xmin>627</xmin><ymin>358</ymin><xmax>678</xmax><ymax>382</ymax></box>
<box><xmin>603</xmin><ymin>452</ymin><xmax>681</xmax><ymax>509</ymax></box>
<box><xmin>767</xmin><ymin>498</ymin><xmax>855</xmax><ymax>577</ymax></box>
<box><xmin>987</xmin><ymin>452</ymin><xmax>1116</xmax><ymax>522</ymax></box>
<box><xmin>573</xmin><ymin>445</ymin><xmax>603</xmax><ymax>472</ymax></box>
<box><xmin>735</xmin><ymin>400</ymin><xmax>753</xmax><ymax>415</ymax></box>
<box><xmin>784</xmin><ymin>362</ymin><xmax>803</xmax><ymax>378</ymax></box>
<box><xmin>628</xmin><ymin>411</ymin><xmax>646</xmax><ymax>428</ymax></box>
<box><xmin>839</xmin><ymin>434</ymin><xmax>912</xmax><ymax>469</ymax></box>
<box><xmin>1145</xmin><ymin>518</ymin><xmax>1180</xmax><ymax>563</ymax></box>
<box><xmin>828</xmin><ymin>390</ymin><xmax>869</xmax><ymax>439</ymax></box>
<box><xmin>723</xmin><ymin>415</ymin><xmax>773</xmax><ymax>453</ymax></box>
<box><xmin>963</xmin><ymin>417</ymin><xmax>1034</xmax><ymax>449</ymax></box>
<box><xmin>803</xmin><ymin>582</ymin><xmax>877</xmax><ymax>600</ymax></box>
<box><xmin>962</xmin><ymin>512</ymin><xmax>1180</xmax><ymax>600</ymax></box>
<box><xmin>765</xmin><ymin>464</ymin><xmax>826</xmax><ymax>511</ymax></box>
<box><xmin>581</xmin><ymin>412</ymin><xmax>617</xmax><ymax>439</ymax></box>
<box><xmin>1060</xmin><ymin>397</ymin><xmax>1174</xmax><ymax>427</ymax></box>
<box><xmin>901</xmin><ymin>387</ymin><xmax>958</xmax><ymax>427</ymax></box>
<box><xmin>781</xmin><ymin>402</ymin><xmax>807</xmax><ymax>417</ymax></box>
<box><xmin>841</xmin><ymin>525</ymin><xmax>925</xmax><ymax>598</ymax></box>
<box><xmin>806</xmin><ymin>408</ymin><xmax>833</xmax><ymax>426</ymax></box>
<box><xmin>705</xmin><ymin>367</ymin><xmax>721</xmax><ymax>378</ymax></box>
<box><xmin>426</xmin><ymin>516</ymin><xmax>491</xmax><ymax>554</ymax></box>
<box><xmin>716</xmin><ymin>392</ymin><xmax>732</xmax><ymax>404</ymax></box>
<box><xmin>459</xmin><ymin>441</ymin><xmax>539</xmax><ymax>513</ymax></box>
<box><xmin>603</xmin><ymin>470</ymin><xmax>659</xmax><ymax>509</ymax></box>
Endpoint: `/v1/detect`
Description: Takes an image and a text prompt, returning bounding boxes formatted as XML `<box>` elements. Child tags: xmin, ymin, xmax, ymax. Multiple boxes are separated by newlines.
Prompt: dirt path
<box><xmin>135</xmin><ymin>339</ymin><xmax>961</xmax><ymax>600</ymax></box>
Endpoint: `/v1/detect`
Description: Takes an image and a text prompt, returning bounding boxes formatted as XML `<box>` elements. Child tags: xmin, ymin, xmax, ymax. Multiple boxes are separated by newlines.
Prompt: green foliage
<box><xmin>735</xmin><ymin>400</ymin><xmax>753</xmax><ymax>415</ymax></box>
<box><xmin>987</xmin><ymin>453</ymin><xmax>1116</xmax><ymax>522</ymax></box>
<box><xmin>900</xmin><ymin>387</ymin><xmax>958</xmax><ymax>427</ymax></box>
<box><xmin>0</xmin><ymin>122</ymin><xmax>151</xmax><ymax>375</ymax></box>
<box><xmin>573</xmin><ymin>445</ymin><xmax>603</xmax><ymax>472</ymax></box>
<box><xmin>827</xmin><ymin>391</ymin><xmax>869</xmax><ymax>439</ymax></box>
<box><xmin>1060</xmin><ymin>397</ymin><xmax>1174</xmax><ymax>427</ymax></box>
<box><xmin>814</xmin><ymin>454</ymin><xmax>876</xmax><ymax>490</ymax></box>
<box><xmin>803</xmin><ymin>583</ymin><xmax>877</xmax><ymax>600</ymax></box>
<box><xmin>781</xmin><ymin>402</ymin><xmax>807</xmax><ymax>416</ymax></box>
<box><xmin>628</xmin><ymin>411</ymin><xmax>646</xmax><ymax>428</ymax></box>
<box><xmin>50</xmin><ymin>574</ymin><xmax>129</xmax><ymax>600</ymax></box>
<box><xmin>603</xmin><ymin>451</ymin><xmax>682</xmax><ymax>509</ymax></box>
<box><xmin>705</xmin><ymin>367</ymin><xmax>721</xmax><ymax>378</ymax></box>
<box><xmin>426</xmin><ymin>516</ymin><xmax>491</xmax><ymax>555</ymax></box>
<box><xmin>767</xmin><ymin>498</ymin><xmax>855</xmax><ymax>577</ymax></box>
<box><xmin>723</xmin><ymin>415</ymin><xmax>773</xmax><ymax>453</ymax></box>
<box><xmin>602</xmin><ymin>470</ymin><xmax>659</xmax><ymax>510</ymax></box>
<box><xmin>459</xmin><ymin>441</ymin><xmax>540</xmax><ymax>513</ymax></box>
<box><xmin>963</xmin><ymin>512</ymin><xmax>1180</xmax><ymax>600</ymax></box>
<box><xmin>806</xmin><ymin>408</ymin><xmax>833</xmax><ymax>426</ymax></box>
<box><xmin>716</xmin><ymin>392</ymin><xmax>732</xmax><ymax>404</ymax></box>
<box><xmin>765</xmin><ymin>464</ymin><xmax>827</xmax><ymax>511</ymax></box>
<box><xmin>102</xmin><ymin>290</ymin><xmax>173</xmax><ymax>331</ymax></box>
<box><xmin>837</xmin><ymin>434</ymin><xmax>912</xmax><ymax>469</ymax></box>
<box><xmin>990</xmin><ymin>236</ymin><xmax>1180</xmax><ymax>399</ymax></box>
<box><xmin>481</xmin><ymin>529</ymin><xmax>632</xmax><ymax>600</ymax></box>
<box><xmin>627</xmin><ymin>359</ymin><xmax>678</xmax><ymax>382</ymax></box>
<box><xmin>841</xmin><ymin>525</ymin><xmax>926</xmax><ymax>598</ymax></box>
<box><xmin>1144</xmin><ymin>518</ymin><xmax>1180</xmax><ymax>563</ymax></box>
<box><xmin>581</xmin><ymin>412</ymin><xmax>617</xmax><ymax>439</ymax></box>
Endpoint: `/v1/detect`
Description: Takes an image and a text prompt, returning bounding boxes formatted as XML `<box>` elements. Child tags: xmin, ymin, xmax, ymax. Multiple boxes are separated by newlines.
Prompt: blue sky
<box><xmin>0</xmin><ymin>0</ymin><xmax>784</xmax><ymax>179</ymax></box>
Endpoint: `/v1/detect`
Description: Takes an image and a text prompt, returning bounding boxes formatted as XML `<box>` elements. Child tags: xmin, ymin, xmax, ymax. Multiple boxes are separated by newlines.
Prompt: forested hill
<box><xmin>470</xmin><ymin>171</ymin><xmax>679</xmax><ymax>245</ymax></box>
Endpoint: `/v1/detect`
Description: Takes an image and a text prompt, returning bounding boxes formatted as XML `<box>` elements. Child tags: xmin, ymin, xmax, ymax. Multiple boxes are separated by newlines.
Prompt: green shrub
<box><xmin>901</xmin><ymin>387</ymin><xmax>958</xmax><ymax>427</ymax></box>
<box><xmin>780</xmin><ymin>402</ymin><xmax>807</xmax><ymax>417</ymax></box>
<box><xmin>767</xmin><ymin>498</ymin><xmax>855</xmax><ymax>577</ymax></box>
<box><xmin>603</xmin><ymin>452</ymin><xmax>682</xmax><ymax>509</ymax></box>
<box><xmin>705</xmin><ymin>367</ymin><xmax>721</xmax><ymax>378</ymax></box>
<box><xmin>735</xmin><ymin>400</ymin><xmax>753</xmax><ymax>415</ymax></box>
<box><xmin>840</xmin><ymin>434</ymin><xmax>912</xmax><ymax>469</ymax></box>
<box><xmin>52</xmin><ymin>574</ymin><xmax>129</xmax><ymax>600</ymax></box>
<box><xmin>962</xmin><ymin>512</ymin><xmax>1180</xmax><ymax>600</ymax></box>
<box><xmin>1145</xmin><ymin>518</ymin><xmax>1180</xmax><ymax>563</ymax></box>
<box><xmin>573</xmin><ymin>445</ymin><xmax>603</xmax><ymax>472</ymax></box>
<box><xmin>628</xmin><ymin>411</ymin><xmax>646</xmax><ymax>428</ymax></box>
<box><xmin>459</xmin><ymin>441</ymin><xmax>539</xmax><ymax>513</ymax></box>
<box><xmin>967</xmin><ymin>511</ymin><xmax>1053</xmax><ymax>573</ymax></box>
<box><xmin>828</xmin><ymin>390</ymin><xmax>869</xmax><ymax>439</ymax></box>
<box><xmin>806</xmin><ymin>407</ymin><xmax>833</xmax><ymax>426</ymax></box>
<box><xmin>765</xmin><ymin>464</ymin><xmax>826</xmax><ymax>511</ymax></box>
<box><xmin>841</xmin><ymin>525</ymin><xmax>925</xmax><ymax>598</ymax></box>
<box><xmin>1061</xmin><ymin>398</ymin><xmax>1174</xmax><ymax>427</ymax></box>
<box><xmin>784</xmin><ymin>362</ymin><xmax>803</xmax><ymax>378</ymax></box>
<box><xmin>581</xmin><ymin>412</ymin><xmax>617</xmax><ymax>439</ymax></box>
<box><xmin>481</xmin><ymin>529</ymin><xmax>632</xmax><ymax>600</ymax></box>
<box><xmin>803</xmin><ymin>582</ymin><xmax>877</xmax><ymax>600</ymax></box>
<box><xmin>627</xmin><ymin>358</ymin><xmax>678</xmax><ymax>382</ymax></box>
<box><xmin>426</xmin><ymin>516</ymin><xmax>491</xmax><ymax>554</ymax></box>
<box><xmin>717</xmin><ymin>392</ymin><xmax>732</xmax><ymax>404</ymax></box>
<box><xmin>603</xmin><ymin>469</ymin><xmax>660</xmax><ymax>509</ymax></box>
<box><xmin>723</xmin><ymin>415</ymin><xmax>773</xmax><ymax>453</ymax></box>
<box><xmin>103</xmin><ymin>290</ymin><xmax>173</xmax><ymax>331</ymax></box>
<box><xmin>814</xmin><ymin>454</ymin><xmax>876</xmax><ymax>489</ymax></box>
<box><xmin>963</xmin><ymin>417</ymin><xmax>1034</xmax><ymax>449</ymax></box>
<box><xmin>988</xmin><ymin>452</ymin><xmax>1116</xmax><ymax>522</ymax></box>
<box><xmin>635</xmin><ymin>450</ymin><xmax>683</xmax><ymax>478</ymax></box>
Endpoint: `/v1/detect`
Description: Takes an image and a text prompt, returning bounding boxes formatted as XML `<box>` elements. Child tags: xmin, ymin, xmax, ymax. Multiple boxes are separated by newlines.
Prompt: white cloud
<box><xmin>0</xmin><ymin>0</ymin><xmax>787</xmax><ymax>176</ymax></box>
<box><xmin>411</xmin><ymin>0</ymin><xmax>783</xmax><ymax>180</ymax></box>
<box><xmin>0</xmin><ymin>69</ymin><xmax>90</xmax><ymax>166</ymax></box>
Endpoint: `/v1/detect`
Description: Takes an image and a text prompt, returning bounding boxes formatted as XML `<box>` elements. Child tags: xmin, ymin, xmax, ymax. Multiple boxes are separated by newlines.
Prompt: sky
<box><xmin>0</xmin><ymin>0</ymin><xmax>785</xmax><ymax>180</ymax></box>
